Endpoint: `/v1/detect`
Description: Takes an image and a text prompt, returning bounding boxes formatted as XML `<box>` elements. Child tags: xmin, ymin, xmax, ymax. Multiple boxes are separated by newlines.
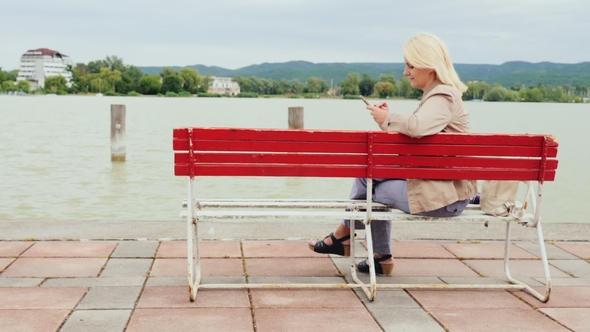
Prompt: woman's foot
<box><xmin>308</xmin><ymin>232</ymin><xmax>351</xmax><ymax>256</ymax></box>
<box><xmin>356</xmin><ymin>254</ymin><xmax>394</xmax><ymax>276</ymax></box>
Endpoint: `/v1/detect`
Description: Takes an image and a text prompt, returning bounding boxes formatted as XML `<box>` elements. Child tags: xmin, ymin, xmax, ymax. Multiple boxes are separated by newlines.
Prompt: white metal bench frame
<box><xmin>184</xmin><ymin>177</ymin><xmax>552</xmax><ymax>303</ymax></box>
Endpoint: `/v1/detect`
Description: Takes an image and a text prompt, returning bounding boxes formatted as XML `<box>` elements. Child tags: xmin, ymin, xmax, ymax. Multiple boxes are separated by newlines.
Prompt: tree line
<box><xmin>1</xmin><ymin>56</ymin><xmax>588</xmax><ymax>103</ymax></box>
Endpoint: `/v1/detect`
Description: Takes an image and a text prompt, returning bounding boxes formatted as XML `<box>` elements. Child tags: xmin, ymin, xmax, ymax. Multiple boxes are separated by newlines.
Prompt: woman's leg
<box><xmin>343</xmin><ymin>178</ymin><xmax>403</xmax><ymax>254</ymax></box>
<box><xmin>418</xmin><ymin>199</ymin><xmax>470</xmax><ymax>217</ymax></box>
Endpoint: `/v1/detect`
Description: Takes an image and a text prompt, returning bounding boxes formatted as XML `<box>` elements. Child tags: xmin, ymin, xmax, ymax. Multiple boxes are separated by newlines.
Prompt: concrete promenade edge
<box><xmin>2</xmin><ymin>219</ymin><xmax>590</xmax><ymax>241</ymax></box>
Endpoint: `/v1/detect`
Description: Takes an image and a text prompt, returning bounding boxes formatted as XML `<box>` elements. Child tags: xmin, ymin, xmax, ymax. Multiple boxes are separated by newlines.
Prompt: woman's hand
<box><xmin>366</xmin><ymin>102</ymin><xmax>389</xmax><ymax>126</ymax></box>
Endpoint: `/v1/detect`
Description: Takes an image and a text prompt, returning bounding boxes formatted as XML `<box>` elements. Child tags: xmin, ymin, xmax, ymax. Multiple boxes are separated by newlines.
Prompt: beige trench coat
<box><xmin>379</xmin><ymin>80</ymin><xmax>478</xmax><ymax>213</ymax></box>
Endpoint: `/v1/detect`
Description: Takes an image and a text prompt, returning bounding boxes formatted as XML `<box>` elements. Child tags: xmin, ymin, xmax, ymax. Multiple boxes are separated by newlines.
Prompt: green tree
<box><xmin>161</xmin><ymin>75</ymin><xmax>184</xmax><ymax>94</ymax></box>
<box><xmin>117</xmin><ymin>65</ymin><xmax>144</xmax><ymax>94</ymax></box>
<box><xmin>478</xmin><ymin>82</ymin><xmax>490</xmax><ymax>99</ymax></box>
<box><xmin>304</xmin><ymin>77</ymin><xmax>328</xmax><ymax>94</ymax></box>
<box><xmin>179</xmin><ymin>68</ymin><xmax>201</xmax><ymax>94</ymax></box>
<box><xmin>278</xmin><ymin>78</ymin><xmax>304</xmax><ymax>94</ymax></box>
<box><xmin>359</xmin><ymin>74</ymin><xmax>377</xmax><ymax>97</ymax></box>
<box><xmin>379</xmin><ymin>74</ymin><xmax>396</xmax><ymax>86</ymax></box>
<box><xmin>199</xmin><ymin>75</ymin><xmax>213</xmax><ymax>93</ymax></box>
<box><xmin>233</xmin><ymin>76</ymin><xmax>253</xmax><ymax>93</ymax></box>
<box><xmin>464</xmin><ymin>82</ymin><xmax>481</xmax><ymax>100</ymax></box>
<box><xmin>0</xmin><ymin>68</ymin><xmax>6</xmax><ymax>83</ymax></box>
<box><xmin>87</xmin><ymin>60</ymin><xmax>110</xmax><ymax>74</ymax></box>
<box><xmin>519</xmin><ymin>88</ymin><xmax>543</xmax><ymax>102</ymax></box>
<box><xmin>341</xmin><ymin>73</ymin><xmax>360</xmax><ymax>96</ymax></box>
<box><xmin>2</xmin><ymin>80</ymin><xmax>15</xmax><ymax>92</ymax></box>
<box><xmin>138</xmin><ymin>75</ymin><xmax>162</xmax><ymax>94</ymax></box>
<box><xmin>5</xmin><ymin>70</ymin><xmax>18</xmax><ymax>81</ymax></box>
<box><xmin>106</xmin><ymin>55</ymin><xmax>126</xmax><ymax>72</ymax></box>
<box><xmin>485</xmin><ymin>86</ymin><xmax>508</xmax><ymax>101</ymax></box>
<box><xmin>374</xmin><ymin>81</ymin><xmax>395</xmax><ymax>98</ymax></box>
<box><xmin>397</xmin><ymin>77</ymin><xmax>412</xmax><ymax>98</ymax></box>
<box><xmin>44</xmin><ymin>75</ymin><xmax>68</xmax><ymax>93</ymax></box>
<box><xmin>160</xmin><ymin>67</ymin><xmax>177</xmax><ymax>78</ymax></box>
<box><xmin>16</xmin><ymin>80</ymin><xmax>30</xmax><ymax>93</ymax></box>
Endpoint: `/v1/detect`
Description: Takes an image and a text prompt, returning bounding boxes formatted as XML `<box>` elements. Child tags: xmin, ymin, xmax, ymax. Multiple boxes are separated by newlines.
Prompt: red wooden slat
<box><xmin>189</xmin><ymin>127</ymin><xmax>369</xmax><ymax>143</ymax></box>
<box><xmin>184</xmin><ymin>164</ymin><xmax>367</xmax><ymax>178</ymax></box>
<box><xmin>373</xmin><ymin>143</ymin><xmax>558</xmax><ymax>158</ymax></box>
<box><xmin>175</xmin><ymin>127</ymin><xmax>558</xmax><ymax>148</ymax></box>
<box><xmin>175</xmin><ymin>153</ymin><xmax>558</xmax><ymax>171</ymax></box>
<box><xmin>173</xmin><ymin>138</ymin><xmax>189</xmax><ymax>151</ymax></box>
<box><xmin>175</xmin><ymin>152</ymin><xmax>368</xmax><ymax>165</ymax></box>
<box><xmin>371</xmin><ymin>131</ymin><xmax>558</xmax><ymax>147</ymax></box>
<box><xmin>373</xmin><ymin>167</ymin><xmax>556</xmax><ymax>181</ymax></box>
<box><xmin>189</xmin><ymin>140</ymin><xmax>368</xmax><ymax>154</ymax></box>
<box><xmin>373</xmin><ymin>155</ymin><xmax>559</xmax><ymax>170</ymax></box>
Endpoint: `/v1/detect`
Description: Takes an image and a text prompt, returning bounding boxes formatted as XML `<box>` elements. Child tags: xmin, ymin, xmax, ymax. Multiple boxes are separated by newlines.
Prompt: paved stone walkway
<box><xmin>1</xmin><ymin>238</ymin><xmax>590</xmax><ymax>331</ymax></box>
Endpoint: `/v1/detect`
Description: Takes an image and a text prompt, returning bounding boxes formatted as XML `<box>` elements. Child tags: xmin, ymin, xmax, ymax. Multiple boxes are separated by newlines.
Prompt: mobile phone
<box><xmin>359</xmin><ymin>95</ymin><xmax>369</xmax><ymax>105</ymax></box>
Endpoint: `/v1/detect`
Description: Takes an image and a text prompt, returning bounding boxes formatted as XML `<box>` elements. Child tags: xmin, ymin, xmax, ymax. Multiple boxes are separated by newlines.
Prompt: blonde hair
<box><xmin>402</xmin><ymin>33</ymin><xmax>467</xmax><ymax>93</ymax></box>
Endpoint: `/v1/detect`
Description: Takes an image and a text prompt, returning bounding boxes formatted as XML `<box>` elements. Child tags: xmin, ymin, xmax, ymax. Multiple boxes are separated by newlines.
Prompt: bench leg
<box><xmin>350</xmin><ymin>178</ymin><xmax>377</xmax><ymax>301</ymax></box>
<box><xmin>503</xmin><ymin>221</ymin><xmax>551</xmax><ymax>302</ymax></box>
<box><xmin>187</xmin><ymin>178</ymin><xmax>202</xmax><ymax>301</ymax></box>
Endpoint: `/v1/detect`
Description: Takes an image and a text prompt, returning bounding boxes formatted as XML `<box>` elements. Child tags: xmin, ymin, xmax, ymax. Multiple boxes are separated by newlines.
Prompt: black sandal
<box><xmin>308</xmin><ymin>233</ymin><xmax>351</xmax><ymax>256</ymax></box>
<box><xmin>356</xmin><ymin>255</ymin><xmax>394</xmax><ymax>276</ymax></box>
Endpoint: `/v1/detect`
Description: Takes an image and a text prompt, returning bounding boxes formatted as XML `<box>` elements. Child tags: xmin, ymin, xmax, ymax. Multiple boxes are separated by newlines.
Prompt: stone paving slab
<box><xmin>254</xmin><ymin>308</ymin><xmax>382</xmax><ymax>332</ymax></box>
<box><xmin>0</xmin><ymin>277</ymin><xmax>44</xmax><ymax>287</ymax></box>
<box><xmin>157</xmin><ymin>240</ymin><xmax>242</xmax><ymax>258</ymax></box>
<box><xmin>0</xmin><ymin>258</ymin><xmax>14</xmax><ymax>271</ymax></box>
<box><xmin>245</xmin><ymin>257</ymin><xmax>338</xmax><ymax>277</ymax></box>
<box><xmin>554</xmin><ymin>242</ymin><xmax>590</xmax><ymax>259</ymax></box>
<box><xmin>137</xmin><ymin>287</ymin><xmax>250</xmax><ymax>308</ymax></box>
<box><xmin>59</xmin><ymin>310</ymin><xmax>132</xmax><ymax>332</ymax></box>
<box><xmin>110</xmin><ymin>240</ymin><xmax>159</xmax><ymax>258</ymax></box>
<box><xmin>76</xmin><ymin>286</ymin><xmax>142</xmax><ymax>309</ymax></box>
<box><xmin>515</xmin><ymin>286</ymin><xmax>590</xmax><ymax>308</ymax></box>
<box><xmin>464</xmin><ymin>259</ymin><xmax>572</xmax><ymax>278</ymax></box>
<box><xmin>0</xmin><ymin>241</ymin><xmax>33</xmax><ymax>256</ymax></box>
<box><xmin>549</xmin><ymin>259</ymin><xmax>590</xmax><ymax>277</ymax></box>
<box><xmin>516</xmin><ymin>241</ymin><xmax>582</xmax><ymax>260</ymax></box>
<box><xmin>370</xmin><ymin>308</ymin><xmax>446</xmax><ymax>332</ymax></box>
<box><xmin>429</xmin><ymin>308</ymin><xmax>570</xmax><ymax>332</ymax></box>
<box><xmin>21</xmin><ymin>241</ymin><xmax>116</xmax><ymax>257</ymax></box>
<box><xmin>0</xmin><ymin>287</ymin><xmax>87</xmax><ymax>309</ymax></box>
<box><xmin>441</xmin><ymin>242</ymin><xmax>538</xmax><ymax>259</ymax></box>
<box><xmin>99</xmin><ymin>258</ymin><xmax>153</xmax><ymax>277</ymax></box>
<box><xmin>2</xmin><ymin>257</ymin><xmax>107</xmax><ymax>277</ymax></box>
<box><xmin>150</xmin><ymin>258</ymin><xmax>244</xmax><ymax>277</ymax></box>
<box><xmin>127</xmin><ymin>308</ymin><xmax>254</xmax><ymax>332</ymax></box>
<box><xmin>0</xmin><ymin>309</ymin><xmax>70</xmax><ymax>332</ymax></box>
<box><xmin>42</xmin><ymin>276</ymin><xmax>146</xmax><ymax>287</ymax></box>
<box><xmin>540</xmin><ymin>308</ymin><xmax>590</xmax><ymax>332</ymax></box>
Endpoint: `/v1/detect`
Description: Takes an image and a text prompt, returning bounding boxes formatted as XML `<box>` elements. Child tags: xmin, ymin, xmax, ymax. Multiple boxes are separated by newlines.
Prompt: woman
<box><xmin>309</xmin><ymin>33</ymin><xmax>478</xmax><ymax>276</ymax></box>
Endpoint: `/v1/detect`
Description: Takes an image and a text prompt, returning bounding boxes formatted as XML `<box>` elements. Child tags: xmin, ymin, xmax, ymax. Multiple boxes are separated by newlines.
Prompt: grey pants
<box><xmin>343</xmin><ymin>178</ymin><xmax>469</xmax><ymax>255</ymax></box>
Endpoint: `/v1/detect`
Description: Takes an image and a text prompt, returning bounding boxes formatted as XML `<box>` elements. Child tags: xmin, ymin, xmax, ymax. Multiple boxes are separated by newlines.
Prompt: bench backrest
<box><xmin>173</xmin><ymin>127</ymin><xmax>558</xmax><ymax>182</ymax></box>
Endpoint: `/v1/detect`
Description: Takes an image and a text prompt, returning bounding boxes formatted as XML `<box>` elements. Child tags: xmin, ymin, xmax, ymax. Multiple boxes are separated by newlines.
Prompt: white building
<box><xmin>16</xmin><ymin>48</ymin><xmax>74</xmax><ymax>90</ymax></box>
<box><xmin>207</xmin><ymin>77</ymin><xmax>240</xmax><ymax>96</ymax></box>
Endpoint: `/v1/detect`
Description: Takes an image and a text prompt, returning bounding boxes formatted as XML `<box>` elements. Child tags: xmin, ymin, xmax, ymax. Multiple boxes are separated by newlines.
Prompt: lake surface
<box><xmin>0</xmin><ymin>95</ymin><xmax>588</xmax><ymax>223</ymax></box>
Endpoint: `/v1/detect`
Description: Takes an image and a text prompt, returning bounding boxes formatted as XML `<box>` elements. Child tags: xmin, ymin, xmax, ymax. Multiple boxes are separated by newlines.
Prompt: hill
<box><xmin>138</xmin><ymin>61</ymin><xmax>590</xmax><ymax>87</ymax></box>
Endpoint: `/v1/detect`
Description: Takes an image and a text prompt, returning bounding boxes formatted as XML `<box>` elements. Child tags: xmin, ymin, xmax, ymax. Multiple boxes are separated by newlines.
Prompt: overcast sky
<box><xmin>2</xmin><ymin>0</ymin><xmax>588</xmax><ymax>70</ymax></box>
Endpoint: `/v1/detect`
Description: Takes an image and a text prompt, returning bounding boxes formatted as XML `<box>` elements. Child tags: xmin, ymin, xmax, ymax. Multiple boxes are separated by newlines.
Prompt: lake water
<box><xmin>0</xmin><ymin>95</ymin><xmax>588</xmax><ymax>223</ymax></box>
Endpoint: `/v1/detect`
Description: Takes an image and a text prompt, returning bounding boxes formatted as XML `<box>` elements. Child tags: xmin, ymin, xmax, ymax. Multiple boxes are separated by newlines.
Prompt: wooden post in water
<box><xmin>288</xmin><ymin>107</ymin><xmax>304</xmax><ymax>129</ymax></box>
<box><xmin>111</xmin><ymin>104</ymin><xmax>126</xmax><ymax>162</ymax></box>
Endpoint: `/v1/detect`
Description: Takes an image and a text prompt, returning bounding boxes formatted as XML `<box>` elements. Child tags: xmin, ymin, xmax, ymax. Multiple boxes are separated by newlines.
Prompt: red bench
<box><xmin>173</xmin><ymin>127</ymin><xmax>559</xmax><ymax>302</ymax></box>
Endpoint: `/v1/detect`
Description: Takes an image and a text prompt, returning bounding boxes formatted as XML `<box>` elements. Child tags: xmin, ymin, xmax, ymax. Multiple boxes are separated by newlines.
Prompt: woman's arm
<box><xmin>379</xmin><ymin>94</ymin><xmax>453</xmax><ymax>138</ymax></box>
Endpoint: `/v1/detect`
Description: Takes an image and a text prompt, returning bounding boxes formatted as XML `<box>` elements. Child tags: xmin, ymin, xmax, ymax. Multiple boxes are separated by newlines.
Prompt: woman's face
<box><xmin>403</xmin><ymin>58</ymin><xmax>436</xmax><ymax>90</ymax></box>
